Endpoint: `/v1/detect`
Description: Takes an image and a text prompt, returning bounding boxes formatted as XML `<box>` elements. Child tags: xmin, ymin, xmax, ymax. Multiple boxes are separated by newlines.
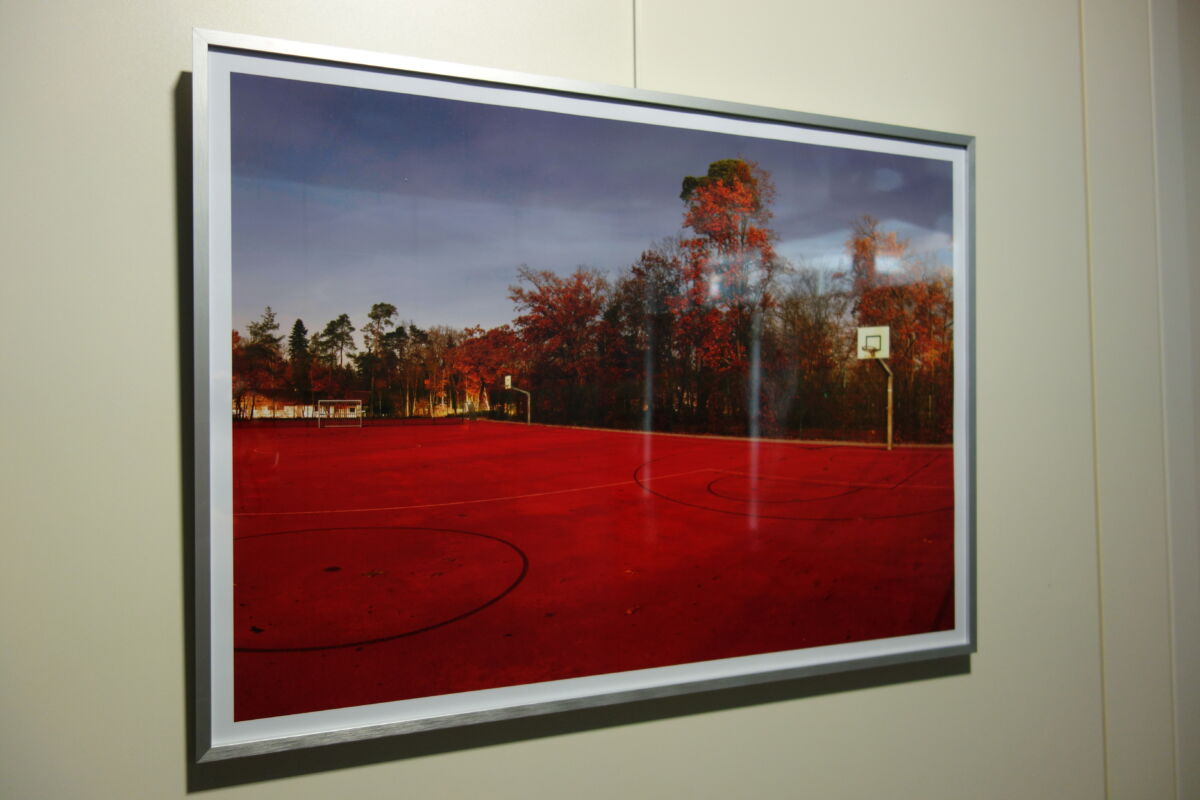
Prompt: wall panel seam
<box><xmin>632</xmin><ymin>0</ymin><xmax>639</xmax><ymax>87</ymax></box>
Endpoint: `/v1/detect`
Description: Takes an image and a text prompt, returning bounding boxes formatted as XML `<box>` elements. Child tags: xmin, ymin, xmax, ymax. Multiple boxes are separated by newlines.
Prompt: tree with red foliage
<box><xmin>510</xmin><ymin>267</ymin><xmax>609</xmax><ymax>379</ymax></box>
<box><xmin>509</xmin><ymin>266</ymin><xmax>610</xmax><ymax>422</ymax></box>
<box><xmin>675</xmin><ymin>159</ymin><xmax>781</xmax><ymax>427</ymax></box>
<box><xmin>448</xmin><ymin>325</ymin><xmax>521</xmax><ymax>411</ymax></box>
<box><xmin>679</xmin><ymin>158</ymin><xmax>778</xmax><ymax>308</ymax></box>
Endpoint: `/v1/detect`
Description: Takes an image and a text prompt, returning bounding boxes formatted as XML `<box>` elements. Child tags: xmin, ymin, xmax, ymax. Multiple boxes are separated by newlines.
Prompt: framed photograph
<box><xmin>193</xmin><ymin>29</ymin><xmax>974</xmax><ymax>761</ymax></box>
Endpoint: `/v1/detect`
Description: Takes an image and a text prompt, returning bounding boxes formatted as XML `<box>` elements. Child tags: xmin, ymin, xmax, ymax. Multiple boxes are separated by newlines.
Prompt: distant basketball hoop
<box><xmin>504</xmin><ymin>374</ymin><xmax>531</xmax><ymax>424</ymax></box>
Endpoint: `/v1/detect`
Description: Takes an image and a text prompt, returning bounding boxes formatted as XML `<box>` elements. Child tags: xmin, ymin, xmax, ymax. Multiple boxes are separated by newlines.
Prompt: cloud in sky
<box><xmin>231</xmin><ymin>73</ymin><xmax>955</xmax><ymax>338</ymax></box>
<box><xmin>779</xmin><ymin>218</ymin><xmax>954</xmax><ymax>274</ymax></box>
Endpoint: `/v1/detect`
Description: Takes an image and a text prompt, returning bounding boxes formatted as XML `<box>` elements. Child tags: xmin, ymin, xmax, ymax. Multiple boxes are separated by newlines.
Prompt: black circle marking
<box><xmin>633</xmin><ymin>456</ymin><xmax>951</xmax><ymax>522</ymax></box>
<box><xmin>705</xmin><ymin>474</ymin><xmax>863</xmax><ymax>504</ymax></box>
<box><xmin>234</xmin><ymin>526</ymin><xmax>528</xmax><ymax>653</ymax></box>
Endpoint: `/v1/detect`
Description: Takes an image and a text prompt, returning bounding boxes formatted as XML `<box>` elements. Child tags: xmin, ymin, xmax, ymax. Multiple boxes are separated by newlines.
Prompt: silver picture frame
<box><xmin>193</xmin><ymin>28</ymin><xmax>975</xmax><ymax>762</ymax></box>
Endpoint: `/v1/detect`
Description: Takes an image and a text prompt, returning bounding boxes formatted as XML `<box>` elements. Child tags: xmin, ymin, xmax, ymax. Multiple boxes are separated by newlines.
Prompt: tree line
<box><xmin>233</xmin><ymin>158</ymin><xmax>954</xmax><ymax>443</ymax></box>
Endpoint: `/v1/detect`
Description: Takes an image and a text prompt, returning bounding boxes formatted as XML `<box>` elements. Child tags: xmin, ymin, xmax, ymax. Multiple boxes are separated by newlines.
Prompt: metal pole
<box><xmin>877</xmin><ymin>359</ymin><xmax>893</xmax><ymax>451</ymax></box>
<box><xmin>887</xmin><ymin>370</ymin><xmax>893</xmax><ymax>451</ymax></box>
<box><xmin>514</xmin><ymin>387</ymin><xmax>531</xmax><ymax>424</ymax></box>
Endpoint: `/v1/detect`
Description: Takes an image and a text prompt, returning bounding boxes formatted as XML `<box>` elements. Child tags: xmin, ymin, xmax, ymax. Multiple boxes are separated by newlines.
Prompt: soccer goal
<box><xmin>317</xmin><ymin>399</ymin><xmax>363</xmax><ymax>428</ymax></box>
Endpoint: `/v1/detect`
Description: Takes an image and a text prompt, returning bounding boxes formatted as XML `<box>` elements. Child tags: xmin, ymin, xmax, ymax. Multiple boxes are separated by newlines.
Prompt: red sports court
<box><xmin>233</xmin><ymin>419</ymin><xmax>954</xmax><ymax>721</ymax></box>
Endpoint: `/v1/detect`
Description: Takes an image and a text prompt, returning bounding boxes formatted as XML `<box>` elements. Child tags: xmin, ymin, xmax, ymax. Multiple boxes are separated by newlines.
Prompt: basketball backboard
<box><xmin>856</xmin><ymin>326</ymin><xmax>890</xmax><ymax>359</ymax></box>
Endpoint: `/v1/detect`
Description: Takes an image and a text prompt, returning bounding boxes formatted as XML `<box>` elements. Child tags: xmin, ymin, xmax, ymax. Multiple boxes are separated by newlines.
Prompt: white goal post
<box><xmin>317</xmin><ymin>399</ymin><xmax>363</xmax><ymax>428</ymax></box>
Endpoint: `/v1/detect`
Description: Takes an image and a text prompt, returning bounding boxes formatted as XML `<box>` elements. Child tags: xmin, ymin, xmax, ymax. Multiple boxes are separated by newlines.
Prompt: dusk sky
<box><xmin>231</xmin><ymin>72</ymin><xmax>954</xmax><ymax>340</ymax></box>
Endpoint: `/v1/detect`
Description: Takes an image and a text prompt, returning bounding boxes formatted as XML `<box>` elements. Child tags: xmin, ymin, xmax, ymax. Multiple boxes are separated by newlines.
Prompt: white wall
<box><xmin>0</xmin><ymin>1</ymin><xmax>1191</xmax><ymax>797</ymax></box>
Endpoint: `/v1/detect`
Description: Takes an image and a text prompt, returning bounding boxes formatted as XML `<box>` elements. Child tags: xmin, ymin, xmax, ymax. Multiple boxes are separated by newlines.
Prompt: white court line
<box><xmin>234</xmin><ymin>467</ymin><xmax>714</xmax><ymax>518</ymax></box>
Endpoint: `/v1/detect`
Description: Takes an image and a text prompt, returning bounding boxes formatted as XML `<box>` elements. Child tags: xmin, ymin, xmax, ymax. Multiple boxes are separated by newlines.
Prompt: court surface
<box><xmin>233</xmin><ymin>419</ymin><xmax>954</xmax><ymax>721</ymax></box>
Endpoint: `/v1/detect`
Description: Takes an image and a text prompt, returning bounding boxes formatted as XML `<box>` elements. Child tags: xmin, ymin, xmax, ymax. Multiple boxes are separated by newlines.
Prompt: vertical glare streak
<box><xmin>747</xmin><ymin>309</ymin><xmax>763</xmax><ymax>532</ymax></box>
<box><xmin>643</xmin><ymin>306</ymin><xmax>656</xmax><ymax>542</ymax></box>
